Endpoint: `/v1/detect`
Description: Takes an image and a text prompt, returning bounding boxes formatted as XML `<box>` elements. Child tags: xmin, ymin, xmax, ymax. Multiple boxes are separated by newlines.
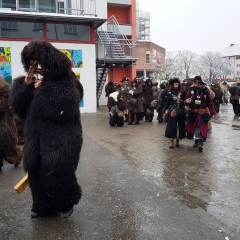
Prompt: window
<box><xmin>58</xmin><ymin>1</ymin><xmax>65</xmax><ymax>14</ymax></box>
<box><xmin>0</xmin><ymin>20</ymin><xmax>43</xmax><ymax>39</ymax></box>
<box><xmin>47</xmin><ymin>23</ymin><xmax>90</xmax><ymax>41</ymax></box>
<box><xmin>33</xmin><ymin>23</ymin><xmax>43</xmax><ymax>31</ymax></box>
<box><xmin>236</xmin><ymin>64</ymin><xmax>240</xmax><ymax>67</ymax></box>
<box><xmin>19</xmin><ymin>0</ymin><xmax>36</xmax><ymax>9</ymax></box>
<box><xmin>236</xmin><ymin>56</ymin><xmax>240</xmax><ymax>59</ymax></box>
<box><xmin>146</xmin><ymin>51</ymin><xmax>150</xmax><ymax>63</ymax></box>
<box><xmin>1</xmin><ymin>21</ymin><xmax>17</xmax><ymax>30</ymax></box>
<box><xmin>64</xmin><ymin>25</ymin><xmax>78</xmax><ymax>35</ymax></box>
<box><xmin>237</xmin><ymin>71</ymin><xmax>240</xmax><ymax>76</ymax></box>
<box><xmin>1</xmin><ymin>0</ymin><xmax>16</xmax><ymax>10</ymax></box>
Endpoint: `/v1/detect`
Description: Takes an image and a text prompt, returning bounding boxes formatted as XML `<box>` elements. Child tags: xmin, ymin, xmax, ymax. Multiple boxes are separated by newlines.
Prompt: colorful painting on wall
<box><xmin>75</xmin><ymin>72</ymin><xmax>84</xmax><ymax>107</ymax></box>
<box><xmin>60</xmin><ymin>49</ymin><xmax>84</xmax><ymax>107</ymax></box>
<box><xmin>0</xmin><ymin>47</ymin><xmax>12</xmax><ymax>85</ymax></box>
<box><xmin>60</xmin><ymin>49</ymin><xmax>83</xmax><ymax>68</ymax></box>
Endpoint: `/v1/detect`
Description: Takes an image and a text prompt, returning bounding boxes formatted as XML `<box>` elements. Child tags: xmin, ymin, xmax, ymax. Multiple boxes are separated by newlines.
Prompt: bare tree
<box><xmin>197</xmin><ymin>51</ymin><xmax>234</xmax><ymax>83</ymax></box>
<box><xmin>157</xmin><ymin>51</ymin><xmax>181</xmax><ymax>80</ymax></box>
<box><xmin>180</xmin><ymin>50</ymin><xmax>197</xmax><ymax>79</ymax></box>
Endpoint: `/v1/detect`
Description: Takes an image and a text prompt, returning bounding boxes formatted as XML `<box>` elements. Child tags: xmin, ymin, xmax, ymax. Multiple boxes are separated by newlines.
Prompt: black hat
<box><xmin>193</xmin><ymin>76</ymin><xmax>204</xmax><ymax>83</ymax></box>
<box><xmin>169</xmin><ymin>77</ymin><xmax>180</xmax><ymax>85</ymax></box>
<box><xmin>120</xmin><ymin>77</ymin><xmax>129</xmax><ymax>82</ymax></box>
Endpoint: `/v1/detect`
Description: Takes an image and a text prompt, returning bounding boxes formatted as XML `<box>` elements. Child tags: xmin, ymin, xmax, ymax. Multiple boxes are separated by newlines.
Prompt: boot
<box><xmin>169</xmin><ymin>140</ymin><xmax>174</xmax><ymax>148</ymax></box>
<box><xmin>175</xmin><ymin>139</ymin><xmax>179</xmax><ymax>147</ymax></box>
<box><xmin>192</xmin><ymin>139</ymin><xmax>198</xmax><ymax>148</ymax></box>
<box><xmin>198</xmin><ymin>140</ymin><xmax>203</xmax><ymax>152</ymax></box>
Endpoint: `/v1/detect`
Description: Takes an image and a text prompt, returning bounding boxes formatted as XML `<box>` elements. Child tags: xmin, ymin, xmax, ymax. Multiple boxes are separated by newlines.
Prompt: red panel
<box><xmin>108</xmin><ymin>68</ymin><xmax>129</xmax><ymax>84</ymax></box>
<box><xmin>107</xmin><ymin>6</ymin><xmax>130</xmax><ymax>25</ymax></box>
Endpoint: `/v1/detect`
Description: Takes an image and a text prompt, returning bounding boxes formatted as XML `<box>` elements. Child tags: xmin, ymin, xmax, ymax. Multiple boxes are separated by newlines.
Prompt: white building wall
<box><xmin>0</xmin><ymin>40</ymin><xmax>96</xmax><ymax>113</ymax></box>
<box><xmin>96</xmin><ymin>0</ymin><xmax>107</xmax><ymax>19</ymax></box>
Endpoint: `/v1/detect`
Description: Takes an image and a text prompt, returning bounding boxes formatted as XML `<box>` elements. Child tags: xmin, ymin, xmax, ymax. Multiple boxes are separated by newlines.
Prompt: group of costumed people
<box><xmin>0</xmin><ymin>40</ymin><xmax>83</xmax><ymax>218</ymax></box>
<box><xmin>105</xmin><ymin>75</ymin><xmax>239</xmax><ymax>152</ymax></box>
<box><xmin>106</xmin><ymin>76</ymin><xmax>158</xmax><ymax>127</ymax></box>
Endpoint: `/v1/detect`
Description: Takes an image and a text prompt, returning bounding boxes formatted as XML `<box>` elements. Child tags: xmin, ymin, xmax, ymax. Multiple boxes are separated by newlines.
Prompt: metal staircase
<box><xmin>97</xmin><ymin>30</ymin><xmax>126</xmax><ymax>58</ymax></box>
<box><xmin>95</xmin><ymin>15</ymin><xmax>138</xmax><ymax>106</ymax></box>
<box><xmin>96</xmin><ymin>67</ymin><xmax>108</xmax><ymax>107</ymax></box>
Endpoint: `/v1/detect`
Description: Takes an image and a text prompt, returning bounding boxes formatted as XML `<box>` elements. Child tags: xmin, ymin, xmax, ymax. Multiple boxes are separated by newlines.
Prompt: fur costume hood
<box><xmin>21</xmin><ymin>40</ymin><xmax>74</xmax><ymax>80</ymax></box>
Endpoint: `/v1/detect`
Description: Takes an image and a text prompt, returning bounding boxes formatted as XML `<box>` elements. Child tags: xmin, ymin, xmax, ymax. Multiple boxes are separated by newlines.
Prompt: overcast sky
<box><xmin>137</xmin><ymin>0</ymin><xmax>240</xmax><ymax>55</ymax></box>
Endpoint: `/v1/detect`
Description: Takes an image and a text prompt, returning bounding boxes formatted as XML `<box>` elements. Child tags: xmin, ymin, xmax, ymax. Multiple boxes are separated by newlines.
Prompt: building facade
<box><xmin>97</xmin><ymin>0</ymin><xmax>138</xmax><ymax>105</ymax></box>
<box><xmin>0</xmin><ymin>0</ymin><xmax>107</xmax><ymax>113</ymax></box>
<box><xmin>221</xmin><ymin>44</ymin><xmax>240</xmax><ymax>80</ymax></box>
<box><xmin>136</xmin><ymin>40</ymin><xmax>165</xmax><ymax>80</ymax></box>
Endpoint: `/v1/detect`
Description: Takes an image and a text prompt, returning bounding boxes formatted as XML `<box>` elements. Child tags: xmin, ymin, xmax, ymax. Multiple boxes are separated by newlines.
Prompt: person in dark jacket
<box><xmin>185</xmin><ymin>76</ymin><xmax>216</xmax><ymax>152</ymax></box>
<box><xmin>229</xmin><ymin>78</ymin><xmax>240</xmax><ymax>115</ymax></box>
<box><xmin>209</xmin><ymin>82</ymin><xmax>223</xmax><ymax>113</ymax></box>
<box><xmin>161</xmin><ymin>77</ymin><xmax>186</xmax><ymax>148</ymax></box>
<box><xmin>156</xmin><ymin>81</ymin><xmax>168</xmax><ymax>123</ymax></box>
<box><xmin>0</xmin><ymin>77</ymin><xmax>22</xmax><ymax>170</ymax></box>
<box><xmin>120</xmin><ymin>77</ymin><xmax>131</xmax><ymax>122</ymax></box>
<box><xmin>142</xmin><ymin>77</ymin><xmax>156</xmax><ymax>122</ymax></box>
<box><xmin>126</xmin><ymin>78</ymin><xmax>143</xmax><ymax>125</ymax></box>
<box><xmin>9</xmin><ymin>40</ymin><xmax>83</xmax><ymax>218</ymax></box>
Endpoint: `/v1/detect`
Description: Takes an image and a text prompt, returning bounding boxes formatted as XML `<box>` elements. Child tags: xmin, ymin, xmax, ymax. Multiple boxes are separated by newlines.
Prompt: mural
<box><xmin>75</xmin><ymin>72</ymin><xmax>84</xmax><ymax>107</ymax></box>
<box><xmin>60</xmin><ymin>49</ymin><xmax>84</xmax><ymax>107</ymax></box>
<box><xmin>0</xmin><ymin>47</ymin><xmax>12</xmax><ymax>85</ymax></box>
<box><xmin>152</xmin><ymin>48</ymin><xmax>161</xmax><ymax>66</ymax></box>
<box><xmin>60</xmin><ymin>49</ymin><xmax>83</xmax><ymax>68</ymax></box>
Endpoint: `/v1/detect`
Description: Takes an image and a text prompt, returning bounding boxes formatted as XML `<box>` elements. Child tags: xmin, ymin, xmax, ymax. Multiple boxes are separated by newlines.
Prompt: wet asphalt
<box><xmin>0</xmin><ymin>103</ymin><xmax>239</xmax><ymax>240</ymax></box>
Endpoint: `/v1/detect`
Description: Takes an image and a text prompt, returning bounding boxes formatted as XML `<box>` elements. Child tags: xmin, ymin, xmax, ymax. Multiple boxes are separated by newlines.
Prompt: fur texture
<box><xmin>0</xmin><ymin>77</ymin><xmax>22</xmax><ymax>169</ymax></box>
<box><xmin>9</xmin><ymin>40</ymin><xmax>83</xmax><ymax>217</ymax></box>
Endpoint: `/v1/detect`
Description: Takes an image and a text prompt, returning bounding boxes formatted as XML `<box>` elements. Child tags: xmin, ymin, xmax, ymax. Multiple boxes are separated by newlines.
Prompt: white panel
<box><xmin>0</xmin><ymin>40</ymin><xmax>96</xmax><ymax>113</ymax></box>
<box><xmin>95</xmin><ymin>0</ymin><xmax>107</xmax><ymax>19</ymax></box>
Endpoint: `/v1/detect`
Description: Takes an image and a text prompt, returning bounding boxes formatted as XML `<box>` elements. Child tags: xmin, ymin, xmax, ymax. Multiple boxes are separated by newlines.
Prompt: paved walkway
<box><xmin>0</xmin><ymin>103</ymin><xmax>239</xmax><ymax>239</ymax></box>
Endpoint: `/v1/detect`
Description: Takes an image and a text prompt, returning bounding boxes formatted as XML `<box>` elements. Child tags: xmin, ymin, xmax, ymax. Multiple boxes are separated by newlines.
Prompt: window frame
<box><xmin>0</xmin><ymin>17</ymin><xmax>95</xmax><ymax>44</ymax></box>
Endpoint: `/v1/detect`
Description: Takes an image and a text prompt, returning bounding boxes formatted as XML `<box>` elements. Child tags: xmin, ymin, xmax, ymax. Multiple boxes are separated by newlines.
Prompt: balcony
<box><xmin>0</xmin><ymin>0</ymin><xmax>107</xmax><ymax>28</ymax></box>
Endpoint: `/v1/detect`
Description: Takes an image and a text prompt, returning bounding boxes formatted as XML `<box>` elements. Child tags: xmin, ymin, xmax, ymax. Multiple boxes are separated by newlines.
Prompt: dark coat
<box><xmin>161</xmin><ymin>88</ymin><xmax>186</xmax><ymax>139</ymax></box>
<box><xmin>210</xmin><ymin>83</ymin><xmax>223</xmax><ymax>113</ymax></box>
<box><xmin>127</xmin><ymin>84</ymin><xmax>143</xmax><ymax>113</ymax></box>
<box><xmin>9</xmin><ymin>40</ymin><xmax>83</xmax><ymax>217</ymax></box>
<box><xmin>229</xmin><ymin>83</ymin><xmax>240</xmax><ymax>114</ymax></box>
<box><xmin>0</xmin><ymin>77</ymin><xmax>22</xmax><ymax>168</ymax></box>
<box><xmin>142</xmin><ymin>82</ymin><xmax>155</xmax><ymax>110</ymax></box>
<box><xmin>185</xmin><ymin>85</ymin><xmax>216</xmax><ymax>139</ymax></box>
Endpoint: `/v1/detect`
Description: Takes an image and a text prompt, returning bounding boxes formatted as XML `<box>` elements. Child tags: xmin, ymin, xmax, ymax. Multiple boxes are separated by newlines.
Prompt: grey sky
<box><xmin>137</xmin><ymin>0</ymin><xmax>240</xmax><ymax>54</ymax></box>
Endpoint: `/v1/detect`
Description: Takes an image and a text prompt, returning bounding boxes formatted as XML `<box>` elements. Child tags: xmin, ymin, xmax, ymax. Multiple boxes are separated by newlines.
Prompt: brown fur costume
<box><xmin>9</xmin><ymin>40</ymin><xmax>83</xmax><ymax>217</ymax></box>
<box><xmin>0</xmin><ymin>77</ymin><xmax>22</xmax><ymax>170</ymax></box>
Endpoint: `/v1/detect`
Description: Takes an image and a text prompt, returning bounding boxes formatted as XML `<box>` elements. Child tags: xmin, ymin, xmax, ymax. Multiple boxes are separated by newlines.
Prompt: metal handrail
<box><xmin>107</xmin><ymin>15</ymin><xmax>137</xmax><ymax>49</ymax></box>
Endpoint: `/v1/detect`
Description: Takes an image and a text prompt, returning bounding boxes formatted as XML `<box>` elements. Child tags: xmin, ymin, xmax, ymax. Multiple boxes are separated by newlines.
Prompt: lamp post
<box><xmin>143</xmin><ymin>61</ymin><xmax>146</xmax><ymax>80</ymax></box>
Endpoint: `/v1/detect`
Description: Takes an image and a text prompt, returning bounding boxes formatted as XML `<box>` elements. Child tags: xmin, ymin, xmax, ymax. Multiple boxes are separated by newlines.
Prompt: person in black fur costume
<box><xmin>0</xmin><ymin>77</ymin><xmax>22</xmax><ymax>170</ymax></box>
<box><xmin>9</xmin><ymin>40</ymin><xmax>83</xmax><ymax>218</ymax></box>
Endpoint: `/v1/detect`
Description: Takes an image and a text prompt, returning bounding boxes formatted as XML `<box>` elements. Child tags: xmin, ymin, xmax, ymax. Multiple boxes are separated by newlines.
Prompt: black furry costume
<box><xmin>0</xmin><ymin>77</ymin><xmax>22</xmax><ymax>170</ymax></box>
<box><xmin>9</xmin><ymin>40</ymin><xmax>83</xmax><ymax>217</ymax></box>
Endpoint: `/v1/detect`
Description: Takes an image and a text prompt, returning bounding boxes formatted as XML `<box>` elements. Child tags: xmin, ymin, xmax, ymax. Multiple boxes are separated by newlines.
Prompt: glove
<box><xmin>185</xmin><ymin>98</ymin><xmax>192</xmax><ymax>103</ymax></box>
<box><xmin>129</xmin><ymin>90</ymin><xmax>133</xmax><ymax>95</ymax></box>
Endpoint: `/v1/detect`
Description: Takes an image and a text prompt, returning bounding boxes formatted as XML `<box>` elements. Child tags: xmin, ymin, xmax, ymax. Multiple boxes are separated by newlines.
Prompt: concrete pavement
<box><xmin>0</xmin><ymin>103</ymin><xmax>239</xmax><ymax>239</ymax></box>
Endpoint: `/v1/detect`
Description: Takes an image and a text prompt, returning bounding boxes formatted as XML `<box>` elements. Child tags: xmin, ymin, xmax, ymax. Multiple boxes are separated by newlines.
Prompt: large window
<box><xmin>1</xmin><ymin>21</ymin><xmax>17</xmax><ymax>30</ymax></box>
<box><xmin>0</xmin><ymin>20</ymin><xmax>43</xmax><ymax>39</ymax></box>
<box><xmin>47</xmin><ymin>23</ymin><xmax>90</xmax><ymax>41</ymax></box>
<box><xmin>236</xmin><ymin>56</ymin><xmax>240</xmax><ymax>59</ymax></box>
